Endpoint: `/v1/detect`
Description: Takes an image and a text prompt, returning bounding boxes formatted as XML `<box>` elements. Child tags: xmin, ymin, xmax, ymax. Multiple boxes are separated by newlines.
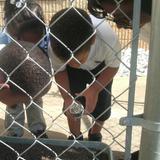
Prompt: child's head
<box><xmin>88</xmin><ymin>0</ymin><xmax>152</xmax><ymax>29</ymax></box>
<box><xmin>49</xmin><ymin>7</ymin><xmax>95</xmax><ymax>67</ymax></box>
<box><xmin>0</xmin><ymin>41</ymin><xmax>51</xmax><ymax>106</ymax></box>
<box><xmin>4</xmin><ymin>0</ymin><xmax>45</xmax><ymax>43</ymax></box>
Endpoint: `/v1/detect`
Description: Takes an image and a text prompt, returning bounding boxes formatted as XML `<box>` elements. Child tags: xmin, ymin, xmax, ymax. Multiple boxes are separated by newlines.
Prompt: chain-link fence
<box><xmin>0</xmin><ymin>0</ymin><xmax>151</xmax><ymax>160</ymax></box>
<box><xmin>0</xmin><ymin>0</ymin><xmax>148</xmax><ymax>49</ymax></box>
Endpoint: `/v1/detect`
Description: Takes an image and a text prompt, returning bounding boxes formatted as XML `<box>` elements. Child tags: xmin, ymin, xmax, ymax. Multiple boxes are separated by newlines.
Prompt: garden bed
<box><xmin>0</xmin><ymin>137</ymin><xmax>113</xmax><ymax>160</ymax></box>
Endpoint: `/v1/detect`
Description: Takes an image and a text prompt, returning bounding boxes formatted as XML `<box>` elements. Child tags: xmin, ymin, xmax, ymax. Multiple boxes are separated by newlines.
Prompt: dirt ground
<box><xmin>0</xmin><ymin>76</ymin><xmax>146</xmax><ymax>160</ymax></box>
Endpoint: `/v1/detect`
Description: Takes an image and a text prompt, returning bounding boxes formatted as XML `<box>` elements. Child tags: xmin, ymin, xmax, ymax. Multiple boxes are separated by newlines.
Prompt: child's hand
<box><xmin>77</xmin><ymin>85</ymin><xmax>99</xmax><ymax>114</ymax></box>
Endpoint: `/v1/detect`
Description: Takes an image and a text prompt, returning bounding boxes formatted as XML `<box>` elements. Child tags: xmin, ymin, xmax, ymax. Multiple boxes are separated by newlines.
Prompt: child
<box><xmin>0</xmin><ymin>41</ymin><xmax>51</xmax><ymax>108</ymax></box>
<box><xmin>88</xmin><ymin>0</ymin><xmax>151</xmax><ymax>158</ymax></box>
<box><xmin>49</xmin><ymin>7</ymin><xmax>121</xmax><ymax>141</ymax></box>
<box><xmin>3</xmin><ymin>0</ymin><xmax>49</xmax><ymax>138</ymax></box>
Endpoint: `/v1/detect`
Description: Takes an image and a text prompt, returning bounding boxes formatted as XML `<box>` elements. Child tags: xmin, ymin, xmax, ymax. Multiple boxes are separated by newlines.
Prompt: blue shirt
<box><xmin>39</xmin><ymin>34</ymin><xmax>49</xmax><ymax>56</ymax></box>
<box><xmin>0</xmin><ymin>32</ymin><xmax>10</xmax><ymax>44</ymax></box>
<box><xmin>0</xmin><ymin>32</ymin><xmax>49</xmax><ymax>56</ymax></box>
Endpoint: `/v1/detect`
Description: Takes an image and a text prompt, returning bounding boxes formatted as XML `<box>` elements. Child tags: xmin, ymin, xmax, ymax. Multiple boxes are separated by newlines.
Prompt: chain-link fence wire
<box><xmin>0</xmin><ymin>0</ymin><xmax>148</xmax><ymax>50</ymax></box>
<box><xmin>0</xmin><ymin>0</ymin><xmax>149</xmax><ymax>160</ymax></box>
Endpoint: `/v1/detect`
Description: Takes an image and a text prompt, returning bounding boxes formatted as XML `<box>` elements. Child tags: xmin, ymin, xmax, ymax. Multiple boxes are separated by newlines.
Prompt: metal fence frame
<box><xmin>0</xmin><ymin>0</ymin><xmax>157</xmax><ymax>160</ymax></box>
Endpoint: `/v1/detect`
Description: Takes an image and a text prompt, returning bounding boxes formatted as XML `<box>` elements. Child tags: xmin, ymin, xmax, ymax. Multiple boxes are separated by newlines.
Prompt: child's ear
<box><xmin>0</xmin><ymin>71</ymin><xmax>9</xmax><ymax>89</ymax></box>
<box><xmin>0</xmin><ymin>83</ymin><xmax>10</xmax><ymax>90</ymax></box>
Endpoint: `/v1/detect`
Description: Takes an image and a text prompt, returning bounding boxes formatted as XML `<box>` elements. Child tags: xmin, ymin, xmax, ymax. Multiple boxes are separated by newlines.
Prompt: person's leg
<box><xmin>66</xmin><ymin>63</ymin><xmax>107</xmax><ymax>140</ymax></box>
<box><xmin>5</xmin><ymin>104</ymin><xmax>25</xmax><ymax>137</ymax></box>
<box><xmin>26</xmin><ymin>97</ymin><xmax>48</xmax><ymax>138</ymax></box>
<box><xmin>66</xmin><ymin>66</ymin><xmax>90</xmax><ymax>140</ymax></box>
<box><xmin>66</xmin><ymin>113</ymin><xmax>83</xmax><ymax>140</ymax></box>
<box><xmin>88</xmin><ymin>81</ymin><xmax>112</xmax><ymax>141</ymax></box>
<box><xmin>89</xmin><ymin>120</ymin><xmax>104</xmax><ymax>134</ymax></box>
<box><xmin>88</xmin><ymin>120</ymin><xmax>104</xmax><ymax>141</ymax></box>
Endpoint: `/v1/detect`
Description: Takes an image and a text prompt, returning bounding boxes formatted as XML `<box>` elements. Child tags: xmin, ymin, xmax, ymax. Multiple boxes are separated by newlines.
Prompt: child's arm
<box><xmin>82</xmin><ymin>67</ymin><xmax>118</xmax><ymax>114</ymax></box>
<box><xmin>55</xmin><ymin>70</ymin><xmax>73</xmax><ymax>108</ymax></box>
<box><xmin>92</xmin><ymin>67</ymin><xmax>118</xmax><ymax>93</ymax></box>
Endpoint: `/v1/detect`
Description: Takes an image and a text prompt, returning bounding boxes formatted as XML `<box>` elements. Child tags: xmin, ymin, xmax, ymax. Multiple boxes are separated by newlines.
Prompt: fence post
<box><xmin>139</xmin><ymin>0</ymin><xmax>160</xmax><ymax>160</ymax></box>
<box><xmin>124</xmin><ymin>0</ymin><xmax>141</xmax><ymax>159</ymax></box>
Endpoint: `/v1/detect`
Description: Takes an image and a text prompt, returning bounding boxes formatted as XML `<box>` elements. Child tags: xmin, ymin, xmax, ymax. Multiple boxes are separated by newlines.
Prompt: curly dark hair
<box><xmin>4</xmin><ymin>0</ymin><xmax>45</xmax><ymax>40</ymax></box>
<box><xmin>0</xmin><ymin>41</ymin><xmax>51</xmax><ymax>98</ymax></box>
<box><xmin>88</xmin><ymin>0</ymin><xmax>152</xmax><ymax>18</ymax></box>
<box><xmin>49</xmin><ymin>7</ymin><xmax>95</xmax><ymax>61</ymax></box>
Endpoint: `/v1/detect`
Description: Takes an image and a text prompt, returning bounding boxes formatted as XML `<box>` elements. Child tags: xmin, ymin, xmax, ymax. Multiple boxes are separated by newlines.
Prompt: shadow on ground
<box><xmin>0</xmin><ymin>118</ymin><xmax>67</xmax><ymax>139</ymax></box>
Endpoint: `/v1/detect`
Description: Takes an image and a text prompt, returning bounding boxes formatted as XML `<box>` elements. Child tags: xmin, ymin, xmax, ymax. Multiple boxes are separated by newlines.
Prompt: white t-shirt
<box><xmin>140</xmin><ymin>22</ymin><xmax>151</xmax><ymax>43</ymax></box>
<box><xmin>49</xmin><ymin>15</ymin><xmax>121</xmax><ymax>72</ymax></box>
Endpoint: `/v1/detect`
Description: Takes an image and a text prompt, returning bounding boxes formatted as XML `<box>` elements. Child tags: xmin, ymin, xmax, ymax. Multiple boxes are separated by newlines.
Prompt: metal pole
<box><xmin>124</xmin><ymin>0</ymin><xmax>141</xmax><ymax>159</ymax></box>
<box><xmin>139</xmin><ymin>0</ymin><xmax>160</xmax><ymax>160</ymax></box>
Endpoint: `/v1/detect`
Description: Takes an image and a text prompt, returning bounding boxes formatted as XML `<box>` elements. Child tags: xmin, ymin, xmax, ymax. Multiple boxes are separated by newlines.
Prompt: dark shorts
<box><xmin>66</xmin><ymin>61</ymin><xmax>112</xmax><ymax>121</ymax></box>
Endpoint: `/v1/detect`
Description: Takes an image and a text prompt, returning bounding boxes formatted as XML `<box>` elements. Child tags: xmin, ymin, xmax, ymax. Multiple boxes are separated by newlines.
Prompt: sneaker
<box><xmin>88</xmin><ymin>130</ymin><xmax>102</xmax><ymax>142</ymax></box>
<box><xmin>68</xmin><ymin>133</ymin><xmax>83</xmax><ymax>141</ymax></box>
<box><xmin>33</xmin><ymin>130</ymin><xmax>48</xmax><ymax>138</ymax></box>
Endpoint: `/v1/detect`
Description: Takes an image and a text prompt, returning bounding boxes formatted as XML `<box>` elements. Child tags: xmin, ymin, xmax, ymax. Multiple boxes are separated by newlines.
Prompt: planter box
<box><xmin>0</xmin><ymin>137</ymin><xmax>113</xmax><ymax>160</ymax></box>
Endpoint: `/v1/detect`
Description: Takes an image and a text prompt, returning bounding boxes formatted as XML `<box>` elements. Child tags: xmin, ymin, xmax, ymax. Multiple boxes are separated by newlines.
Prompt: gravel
<box><xmin>117</xmin><ymin>48</ymin><xmax>149</xmax><ymax>77</ymax></box>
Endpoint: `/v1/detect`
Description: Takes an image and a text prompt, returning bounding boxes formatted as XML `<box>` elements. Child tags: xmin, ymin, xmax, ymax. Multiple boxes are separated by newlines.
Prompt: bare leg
<box><xmin>88</xmin><ymin>120</ymin><xmax>104</xmax><ymax>141</ymax></box>
<box><xmin>67</xmin><ymin>115</ymin><xmax>81</xmax><ymax>137</ymax></box>
<box><xmin>90</xmin><ymin>120</ymin><xmax>104</xmax><ymax>134</ymax></box>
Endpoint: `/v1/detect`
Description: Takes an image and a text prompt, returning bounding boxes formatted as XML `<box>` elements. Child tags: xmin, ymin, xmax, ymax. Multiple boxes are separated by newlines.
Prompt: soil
<box><xmin>0</xmin><ymin>142</ymin><xmax>109</xmax><ymax>160</ymax></box>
